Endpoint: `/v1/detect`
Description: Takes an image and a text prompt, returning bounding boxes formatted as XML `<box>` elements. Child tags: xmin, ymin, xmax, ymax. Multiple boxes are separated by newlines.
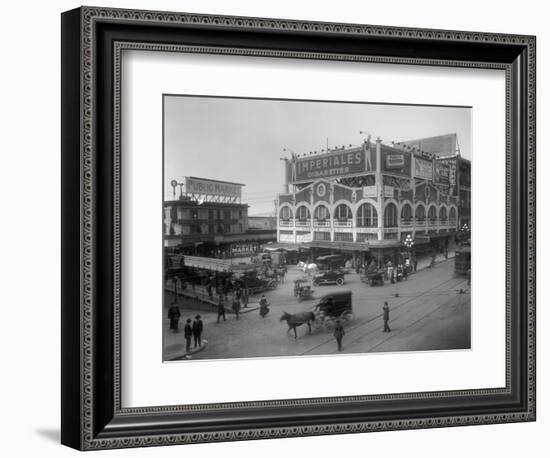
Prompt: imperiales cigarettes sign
<box><xmin>293</xmin><ymin>148</ymin><xmax>368</xmax><ymax>182</ymax></box>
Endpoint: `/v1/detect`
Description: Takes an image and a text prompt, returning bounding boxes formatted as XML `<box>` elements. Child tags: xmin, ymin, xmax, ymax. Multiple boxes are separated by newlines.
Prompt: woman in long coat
<box><xmin>168</xmin><ymin>304</ymin><xmax>181</xmax><ymax>332</ymax></box>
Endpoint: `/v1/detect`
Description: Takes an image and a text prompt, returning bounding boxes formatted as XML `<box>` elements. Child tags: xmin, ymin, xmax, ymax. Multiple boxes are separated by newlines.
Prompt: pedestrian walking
<box><xmin>259</xmin><ymin>295</ymin><xmax>269</xmax><ymax>318</ymax></box>
<box><xmin>413</xmin><ymin>256</ymin><xmax>418</xmax><ymax>272</ymax></box>
<box><xmin>206</xmin><ymin>282</ymin><xmax>213</xmax><ymax>299</ymax></box>
<box><xmin>172</xmin><ymin>276</ymin><xmax>179</xmax><ymax>302</ymax></box>
<box><xmin>192</xmin><ymin>315</ymin><xmax>203</xmax><ymax>348</ymax></box>
<box><xmin>386</xmin><ymin>260</ymin><xmax>393</xmax><ymax>281</ymax></box>
<box><xmin>167</xmin><ymin>303</ymin><xmax>181</xmax><ymax>332</ymax></box>
<box><xmin>184</xmin><ymin>318</ymin><xmax>193</xmax><ymax>352</ymax></box>
<box><xmin>333</xmin><ymin>319</ymin><xmax>345</xmax><ymax>351</ymax></box>
<box><xmin>232</xmin><ymin>297</ymin><xmax>241</xmax><ymax>320</ymax></box>
<box><xmin>243</xmin><ymin>287</ymin><xmax>249</xmax><ymax>308</ymax></box>
<box><xmin>216</xmin><ymin>295</ymin><xmax>226</xmax><ymax>323</ymax></box>
<box><xmin>383</xmin><ymin>302</ymin><xmax>391</xmax><ymax>332</ymax></box>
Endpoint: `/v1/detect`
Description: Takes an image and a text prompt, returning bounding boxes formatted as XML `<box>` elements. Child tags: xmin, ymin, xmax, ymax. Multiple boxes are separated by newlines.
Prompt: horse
<box><xmin>280</xmin><ymin>311</ymin><xmax>316</xmax><ymax>339</ymax></box>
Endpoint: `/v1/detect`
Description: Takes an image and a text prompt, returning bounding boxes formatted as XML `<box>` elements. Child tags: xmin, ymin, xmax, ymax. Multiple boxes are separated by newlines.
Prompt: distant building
<box><xmin>402</xmin><ymin>134</ymin><xmax>471</xmax><ymax>227</ymax></box>
<box><xmin>275</xmin><ymin>133</ymin><xmax>470</xmax><ymax>265</ymax></box>
<box><xmin>164</xmin><ymin>177</ymin><xmax>276</xmax><ymax>257</ymax></box>
<box><xmin>247</xmin><ymin>216</ymin><xmax>277</xmax><ymax>230</ymax></box>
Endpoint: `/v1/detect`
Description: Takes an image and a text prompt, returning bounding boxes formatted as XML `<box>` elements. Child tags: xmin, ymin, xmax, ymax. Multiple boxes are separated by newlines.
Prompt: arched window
<box><xmin>334</xmin><ymin>204</ymin><xmax>352</xmax><ymax>221</ymax></box>
<box><xmin>449</xmin><ymin>207</ymin><xmax>457</xmax><ymax>221</ymax></box>
<box><xmin>314</xmin><ymin>205</ymin><xmax>330</xmax><ymax>221</ymax></box>
<box><xmin>296</xmin><ymin>206</ymin><xmax>310</xmax><ymax>221</ymax></box>
<box><xmin>428</xmin><ymin>205</ymin><xmax>437</xmax><ymax>221</ymax></box>
<box><xmin>439</xmin><ymin>206</ymin><xmax>447</xmax><ymax>221</ymax></box>
<box><xmin>384</xmin><ymin>203</ymin><xmax>398</xmax><ymax>227</ymax></box>
<box><xmin>279</xmin><ymin>206</ymin><xmax>292</xmax><ymax>221</ymax></box>
<box><xmin>356</xmin><ymin>203</ymin><xmax>377</xmax><ymax>227</ymax></box>
<box><xmin>401</xmin><ymin>203</ymin><xmax>412</xmax><ymax>221</ymax></box>
<box><xmin>415</xmin><ymin>205</ymin><xmax>426</xmax><ymax>221</ymax></box>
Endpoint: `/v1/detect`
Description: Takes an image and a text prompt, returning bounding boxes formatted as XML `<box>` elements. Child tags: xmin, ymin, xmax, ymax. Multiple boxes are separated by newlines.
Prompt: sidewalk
<box><xmin>413</xmin><ymin>251</ymin><xmax>455</xmax><ymax>273</ymax></box>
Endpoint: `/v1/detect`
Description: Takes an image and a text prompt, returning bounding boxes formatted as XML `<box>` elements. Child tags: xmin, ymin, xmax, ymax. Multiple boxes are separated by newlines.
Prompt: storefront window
<box><xmin>279</xmin><ymin>206</ymin><xmax>293</xmax><ymax>221</ymax></box>
<box><xmin>356</xmin><ymin>203</ymin><xmax>377</xmax><ymax>227</ymax></box>
<box><xmin>415</xmin><ymin>205</ymin><xmax>426</xmax><ymax>221</ymax></box>
<box><xmin>450</xmin><ymin>207</ymin><xmax>457</xmax><ymax>220</ymax></box>
<box><xmin>296</xmin><ymin>206</ymin><xmax>310</xmax><ymax>221</ymax></box>
<box><xmin>439</xmin><ymin>206</ymin><xmax>447</xmax><ymax>221</ymax></box>
<box><xmin>428</xmin><ymin>205</ymin><xmax>437</xmax><ymax>221</ymax></box>
<box><xmin>384</xmin><ymin>203</ymin><xmax>398</xmax><ymax>227</ymax></box>
<box><xmin>314</xmin><ymin>205</ymin><xmax>329</xmax><ymax>221</ymax></box>
<box><xmin>334</xmin><ymin>204</ymin><xmax>352</xmax><ymax>221</ymax></box>
<box><xmin>401</xmin><ymin>203</ymin><xmax>412</xmax><ymax>221</ymax></box>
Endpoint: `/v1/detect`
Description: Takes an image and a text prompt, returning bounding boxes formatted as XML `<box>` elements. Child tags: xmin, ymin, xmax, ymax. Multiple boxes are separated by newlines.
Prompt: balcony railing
<box><xmin>356</xmin><ymin>227</ymin><xmax>378</xmax><ymax>234</ymax></box>
<box><xmin>333</xmin><ymin>220</ymin><xmax>352</xmax><ymax>228</ymax></box>
<box><xmin>313</xmin><ymin>220</ymin><xmax>331</xmax><ymax>227</ymax></box>
<box><xmin>279</xmin><ymin>219</ymin><xmax>294</xmax><ymax>227</ymax></box>
<box><xmin>277</xmin><ymin>218</ymin><xmax>460</xmax><ymax>232</ymax></box>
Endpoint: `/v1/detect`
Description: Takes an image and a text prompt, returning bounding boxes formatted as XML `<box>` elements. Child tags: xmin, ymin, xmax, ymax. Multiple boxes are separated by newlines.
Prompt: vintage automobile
<box><xmin>312</xmin><ymin>270</ymin><xmax>345</xmax><ymax>286</ymax></box>
<box><xmin>235</xmin><ymin>271</ymin><xmax>277</xmax><ymax>294</ymax></box>
<box><xmin>455</xmin><ymin>242</ymin><xmax>471</xmax><ymax>276</ymax></box>
<box><xmin>315</xmin><ymin>254</ymin><xmax>348</xmax><ymax>272</ymax></box>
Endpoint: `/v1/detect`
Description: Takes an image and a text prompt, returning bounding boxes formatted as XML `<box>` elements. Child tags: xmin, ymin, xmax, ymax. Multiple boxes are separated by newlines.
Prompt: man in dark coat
<box><xmin>232</xmin><ymin>297</ymin><xmax>241</xmax><ymax>320</ymax></box>
<box><xmin>167</xmin><ymin>304</ymin><xmax>181</xmax><ymax>332</ymax></box>
<box><xmin>184</xmin><ymin>318</ymin><xmax>193</xmax><ymax>352</ymax></box>
<box><xmin>333</xmin><ymin>319</ymin><xmax>345</xmax><ymax>351</ymax></box>
<box><xmin>217</xmin><ymin>296</ymin><xmax>226</xmax><ymax>323</ymax></box>
<box><xmin>383</xmin><ymin>302</ymin><xmax>391</xmax><ymax>332</ymax></box>
<box><xmin>192</xmin><ymin>315</ymin><xmax>203</xmax><ymax>348</ymax></box>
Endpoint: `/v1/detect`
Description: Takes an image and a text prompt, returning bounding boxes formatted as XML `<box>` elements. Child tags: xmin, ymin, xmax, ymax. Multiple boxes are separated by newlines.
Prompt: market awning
<box><xmin>304</xmin><ymin>241</ymin><xmax>371</xmax><ymax>251</ymax></box>
<box><xmin>261</xmin><ymin>242</ymin><xmax>310</xmax><ymax>252</ymax></box>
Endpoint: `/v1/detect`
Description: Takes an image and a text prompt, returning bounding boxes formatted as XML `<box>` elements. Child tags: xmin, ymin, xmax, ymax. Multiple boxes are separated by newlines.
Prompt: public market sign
<box><xmin>184</xmin><ymin>177</ymin><xmax>242</xmax><ymax>198</ymax></box>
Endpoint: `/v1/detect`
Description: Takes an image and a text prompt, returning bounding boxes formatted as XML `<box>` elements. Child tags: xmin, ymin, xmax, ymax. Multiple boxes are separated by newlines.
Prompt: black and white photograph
<box><xmin>162</xmin><ymin>96</ymin><xmax>472</xmax><ymax>361</ymax></box>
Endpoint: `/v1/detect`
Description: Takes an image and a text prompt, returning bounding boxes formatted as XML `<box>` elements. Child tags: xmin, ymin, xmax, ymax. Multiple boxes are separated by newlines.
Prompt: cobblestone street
<box><xmin>164</xmin><ymin>256</ymin><xmax>470</xmax><ymax>361</ymax></box>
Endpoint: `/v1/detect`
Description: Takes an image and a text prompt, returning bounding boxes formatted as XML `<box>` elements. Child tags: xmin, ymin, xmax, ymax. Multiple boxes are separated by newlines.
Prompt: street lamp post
<box><xmin>404</xmin><ymin>234</ymin><xmax>414</xmax><ymax>274</ymax></box>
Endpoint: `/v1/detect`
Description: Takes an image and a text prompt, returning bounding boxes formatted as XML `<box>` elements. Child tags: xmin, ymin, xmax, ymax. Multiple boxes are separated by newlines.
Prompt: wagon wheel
<box><xmin>342</xmin><ymin>311</ymin><xmax>354</xmax><ymax>323</ymax></box>
<box><xmin>311</xmin><ymin>314</ymin><xmax>323</xmax><ymax>330</ymax></box>
<box><xmin>323</xmin><ymin>316</ymin><xmax>336</xmax><ymax>331</ymax></box>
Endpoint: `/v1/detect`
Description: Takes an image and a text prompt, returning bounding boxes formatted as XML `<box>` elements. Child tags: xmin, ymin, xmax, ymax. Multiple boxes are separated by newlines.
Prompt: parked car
<box><xmin>312</xmin><ymin>270</ymin><xmax>345</xmax><ymax>286</ymax></box>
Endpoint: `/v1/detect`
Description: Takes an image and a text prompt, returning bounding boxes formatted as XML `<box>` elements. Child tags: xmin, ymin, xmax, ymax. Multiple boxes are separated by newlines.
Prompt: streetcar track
<box><xmin>348</xmin><ymin>293</ymin><xmax>468</xmax><ymax>353</ymax></box>
<box><xmin>300</xmin><ymin>276</ymin><xmax>468</xmax><ymax>355</ymax></box>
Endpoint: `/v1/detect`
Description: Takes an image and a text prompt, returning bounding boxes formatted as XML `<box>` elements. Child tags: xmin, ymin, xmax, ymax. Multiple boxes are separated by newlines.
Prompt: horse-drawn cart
<box><xmin>313</xmin><ymin>290</ymin><xmax>354</xmax><ymax>331</ymax></box>
<box><xmin>280</xmin><ymin>290</ymin><xmax>353</xmax><ymax>339</ymax></box>
<box><xmin>293</xmin><ymin>278</ymin><xmax>314</xmax><ymax>301</ymax></box>
<box><xmin>361</xmin><ymin>269</ymin><xmax>385</xmax><ymax>286</ymax></box>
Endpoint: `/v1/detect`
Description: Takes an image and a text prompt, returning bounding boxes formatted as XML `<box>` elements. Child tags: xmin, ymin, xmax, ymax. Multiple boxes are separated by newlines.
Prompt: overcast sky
<box><xmin>164</xmin><ymin>95</ymin><xmax>471</xmax><ymax>215</ymax></box>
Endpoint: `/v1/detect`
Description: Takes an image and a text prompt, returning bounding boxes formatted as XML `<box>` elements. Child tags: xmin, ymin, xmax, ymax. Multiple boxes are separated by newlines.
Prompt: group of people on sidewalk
<box><xmin>167</xmin><ymin>304</ymin><xmax>204</xmax><ymax>352</ymax></box>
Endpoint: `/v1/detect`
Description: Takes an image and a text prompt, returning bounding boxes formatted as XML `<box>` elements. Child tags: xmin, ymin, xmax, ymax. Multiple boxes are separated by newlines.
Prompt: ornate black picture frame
<box><xmin>61</xmin><ymin>6</ymin><xmax>536</xmax><ymax>450</ymax></box>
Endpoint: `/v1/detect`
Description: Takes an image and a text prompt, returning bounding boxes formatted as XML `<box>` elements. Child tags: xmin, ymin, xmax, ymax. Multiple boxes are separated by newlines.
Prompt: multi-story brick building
<box><xmin>164</xmin><ymin>177</ymin><xmax>276</xmax><ymax>257</ymax></box>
